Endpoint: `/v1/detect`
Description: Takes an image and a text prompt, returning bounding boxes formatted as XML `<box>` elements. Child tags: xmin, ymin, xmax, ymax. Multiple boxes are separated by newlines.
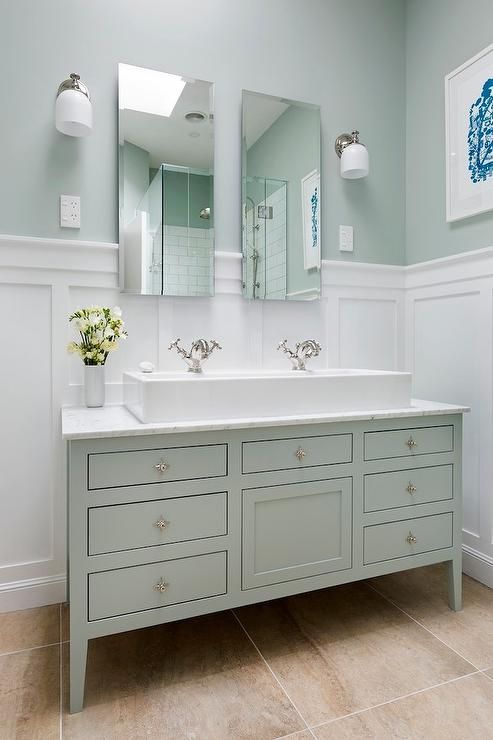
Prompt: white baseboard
<box><xmin>462</xmin><ymin>545</ymin><xmax>493</xmax><ymax>589</ymax></box>
<box><xmin>0</xmin><ymin>574</ymin><xmax>66</xmax><ymax>613</ymax></box>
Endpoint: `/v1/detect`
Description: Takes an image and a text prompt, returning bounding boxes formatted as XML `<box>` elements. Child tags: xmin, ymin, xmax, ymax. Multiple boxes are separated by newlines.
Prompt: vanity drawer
<box><xmin>88</xmin><ymin>443</ymin><xmax>227</xmax><ymax>490</ymax></box>
<box><xmin>364</xmin><ymin>513</ymin><xmax>453</xmax><ymax>565</ymax></box>
<box><xmin>364</xmin><ymin>465</ymin><xmax>453</xmax><ymax>512</ymax></box>
<box><xmin>242</xmin><ymin>434</ymin><xmax>352</xmax><ymax>474</ymax></box>
<box><xmin>88</xmin><ymin>492</ymin><xmax>227</xmax><ymax>555</ymax></box>
<box><xmin>242</xmin><ymin>478</ymin><xmax>352</xmax><ymax>589</ymax></box>
<box><xmin>88</xmin><ymin>551</ymin><xmax>227</xmax><ymax>620</ymax></box>
<box><xmin>364</xmin><ymin>425</ymin><xmax>453</xmax><ymax>461</ymax></box>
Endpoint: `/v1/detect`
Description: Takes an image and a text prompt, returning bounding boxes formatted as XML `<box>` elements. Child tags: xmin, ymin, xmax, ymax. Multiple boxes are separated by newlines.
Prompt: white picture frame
<box><xmin>445</xmin><ymin>42</ymin><xmax>493</xmax><ymax>222</ymax></box>
<box><xmin>301</xmin><ymin>169</ymin><xmax>320</xmax><ymax>269</ymax></box>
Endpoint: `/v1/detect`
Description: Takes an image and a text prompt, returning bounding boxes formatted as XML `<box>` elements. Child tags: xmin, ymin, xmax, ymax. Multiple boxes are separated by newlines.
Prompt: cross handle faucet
<box><xmin>277</xmin><ymin>339</ymin><xmax>322</xmax><ymax>371</ymax></box>
<box><xmin>168</xmin><ymin>338</ymin><xmax>222</xmax><ymax>373</ymax></box>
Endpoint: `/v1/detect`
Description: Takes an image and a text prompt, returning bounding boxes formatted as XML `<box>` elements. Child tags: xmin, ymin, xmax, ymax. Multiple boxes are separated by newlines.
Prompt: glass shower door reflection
<box><xmin>243</xmin><ymin>176</ymin><xmax>287</xmax><ymax>300</ymax></box>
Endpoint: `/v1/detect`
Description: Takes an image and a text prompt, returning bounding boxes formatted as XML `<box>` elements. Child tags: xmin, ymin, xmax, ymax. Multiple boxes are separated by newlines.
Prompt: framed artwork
<box><xmin>301</xmin><ymin>169</ymin><xmax>320</xmax><ymax>269</ymax></box>
<box><xmin>445</xmin><ymin>43</ymin><xmax>493</xmax><ymax>221</ymax></box>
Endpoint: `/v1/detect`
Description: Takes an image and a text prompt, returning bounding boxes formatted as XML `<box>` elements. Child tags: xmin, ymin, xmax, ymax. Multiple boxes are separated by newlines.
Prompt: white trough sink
<box><xmin>123</xmin><ymin>368</ymin><xmax>413</xmax><ymax>424</ymax></box>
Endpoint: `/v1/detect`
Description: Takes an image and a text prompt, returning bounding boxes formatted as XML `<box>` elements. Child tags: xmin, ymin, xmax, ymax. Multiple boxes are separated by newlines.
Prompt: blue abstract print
<box><xmin>310</xmin><ymin>187</ymin><xmax>318</xmax><ymax>248</ymax></box>
<box><xmin>468</xmin><ymin>78</ymin><xmax>493</xmax><ymax>183</ymax></box>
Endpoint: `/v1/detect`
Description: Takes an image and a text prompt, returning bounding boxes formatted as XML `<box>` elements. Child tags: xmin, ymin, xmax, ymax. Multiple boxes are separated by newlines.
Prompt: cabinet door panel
<box><xmin>242</xmin><ymin>478</ymin><xmax>352</xmax><ymax>589</ymax></box>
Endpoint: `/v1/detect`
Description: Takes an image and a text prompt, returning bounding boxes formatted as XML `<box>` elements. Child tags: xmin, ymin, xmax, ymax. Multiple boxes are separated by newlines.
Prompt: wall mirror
<box><xmin>242</xmin><ymin>90</ymin><xmax>321</xmax><ymax>301</ymax></box>
<box><xmin>119</xmin><ymin>64</ymin><xmax>214</xmax><ymax>296</ymax></box>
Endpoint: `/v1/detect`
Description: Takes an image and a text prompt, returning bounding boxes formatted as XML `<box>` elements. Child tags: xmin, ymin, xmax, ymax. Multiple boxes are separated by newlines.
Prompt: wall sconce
<box><xmin>334</xmin><ymin>130</ymin><xmax>369</xmax><ymax>179</ymax></box>
<box><xmin>55</xmin><ymin>73</ymin><xmax>93</xmax><ymax>137</ymax></box>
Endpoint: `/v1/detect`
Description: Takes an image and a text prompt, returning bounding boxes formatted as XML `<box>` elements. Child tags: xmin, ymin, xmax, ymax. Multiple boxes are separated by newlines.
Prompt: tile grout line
<box><xmin>231</xmin><ymin>609</ymin><xmax>316</xmax><ymax>739</ymax></box>
<box><xmin>59</xmin><ymin>603</ymin><xmax>63</xmax><ymax>740</ymax></box>
<box><xmin>0</xmin><ymin>641</ymin><xmax>61</xmax><ymax>659</ymax></box>
<box><xmin>308</xmin><ymin>669</ymin><xmax>481</xmax><ymax>733</ymax></box>
<box><xmin>481</xmin><ymin>669</ymin><xmax>493</xmax><ymax>683</ymax></box>
<box><xmin>365</xmin><ymin>581</ymin><xmax>482</xmax><ymax>670</ymax></box>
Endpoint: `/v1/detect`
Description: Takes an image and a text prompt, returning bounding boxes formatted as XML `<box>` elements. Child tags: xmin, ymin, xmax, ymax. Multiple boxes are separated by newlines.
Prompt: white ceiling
<box><xmin>121</xmin><ymin>76</ymin><xmax>213</xmax><ymax>170</ymax></box>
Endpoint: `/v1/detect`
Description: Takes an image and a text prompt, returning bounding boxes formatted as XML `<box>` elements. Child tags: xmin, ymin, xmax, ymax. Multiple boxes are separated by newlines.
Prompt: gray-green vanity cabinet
<box><xmin>67</xmin><ymin>413</ymin><xmax>463</xmax><ymax>712</ymax></box>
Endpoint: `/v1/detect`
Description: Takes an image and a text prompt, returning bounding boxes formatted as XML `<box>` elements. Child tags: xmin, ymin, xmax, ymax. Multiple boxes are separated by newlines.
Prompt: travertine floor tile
<box><xmin>0</xmin><ymin>605</ymin><xmax>59</xmax><ymax>655</ymax></box>
<box><xmin>0</xmin><ymin>645</ymin><xmax>60</xmax><ymax>740</ymax></box>
<box><xmin>370</xmin><ymin>564</ymin><xmax>493</xmax><ymax>668</ymax></box>
<box><xmin>63</xmin><ymin>610</ymin><xmax>303</xmax><ymax>740</ymax></box>
<box><xmin>235</xmin><ymin>583</ymin><xmax>474</xmax><ymax>725</ymax></box>
<box><xmin>312</xmin><ymin>672</ymin><xmax>493</xmax><ymax>739</ymax></box>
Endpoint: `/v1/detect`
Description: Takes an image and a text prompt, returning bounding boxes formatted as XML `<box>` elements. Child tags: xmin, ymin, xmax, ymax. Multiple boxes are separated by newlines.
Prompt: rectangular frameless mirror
<box><xmin>242</xmin><ymin>90</ymin><xmax>321</xmax><ymax>301</ymax></box>
<box><xmin>119</xmin><ymin>64</ymin><xmax>214</xmax><ymax>296</ymax></box>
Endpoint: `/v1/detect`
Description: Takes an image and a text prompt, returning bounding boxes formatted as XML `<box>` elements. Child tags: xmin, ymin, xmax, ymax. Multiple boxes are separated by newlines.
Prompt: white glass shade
<box><xmin>56</xmin><ymin>89</ymin><xmax>93</xmax><ymax>137</ymax></box>
<box><xmin>340</xmin><ymin>142</ymin><xmax>369</xmax><ymax>179</ymax></box>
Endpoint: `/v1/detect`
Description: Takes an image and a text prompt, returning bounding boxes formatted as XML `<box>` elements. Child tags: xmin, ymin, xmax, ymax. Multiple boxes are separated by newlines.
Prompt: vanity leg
<box><xmin>69</xmin><ymin>637</ymin><xmax>88</xmax><ymax>713</ymax></box>
<box><xmin>447</xmin><ymin>558</ymin><xmax>462</xmax><ymax>611</ymax></box>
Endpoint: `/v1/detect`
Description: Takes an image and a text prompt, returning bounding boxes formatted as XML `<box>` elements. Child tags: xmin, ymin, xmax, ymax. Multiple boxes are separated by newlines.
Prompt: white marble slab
<box><xmin>61</xmin><ymin>399</ymin><xmax>469</xmax><ymax>440</ymax></box>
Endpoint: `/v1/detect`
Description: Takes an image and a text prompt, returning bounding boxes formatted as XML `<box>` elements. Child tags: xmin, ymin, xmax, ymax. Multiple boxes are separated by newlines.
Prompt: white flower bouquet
<box><xmin>67</xmin><ymin>306</ymin><xmax>127</xmax><ymax>366</ymax></box>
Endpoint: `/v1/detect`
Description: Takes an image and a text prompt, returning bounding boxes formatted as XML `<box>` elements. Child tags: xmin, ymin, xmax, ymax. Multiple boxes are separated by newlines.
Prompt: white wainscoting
<box><xmin>405</xmin><ymin>247</ymin><xmax>493</xmax><ymax>588</ymax></box>
<box><xmin>6</xmin><ymin>233</ymin><xmax>488</xmax><ymax>611</ymax></box>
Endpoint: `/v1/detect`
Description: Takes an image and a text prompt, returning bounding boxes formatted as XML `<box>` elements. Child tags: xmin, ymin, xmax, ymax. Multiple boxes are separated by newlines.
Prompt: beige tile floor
<box><xmin>1</xmin><ymin>564</ymin><xmax>493</xmax><ymax>740</ymax></box>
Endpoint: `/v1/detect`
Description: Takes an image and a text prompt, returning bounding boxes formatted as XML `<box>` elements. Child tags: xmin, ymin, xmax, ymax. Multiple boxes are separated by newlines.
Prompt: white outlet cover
<box><xmin>339</xmin><ymin>224</ymin><xmax>353</xmax><ymax>252</ymax></box>
<box><xmin>60</xmin><ymin>195</ymin><xmax>80</xmax><ymax>229</ymax></box>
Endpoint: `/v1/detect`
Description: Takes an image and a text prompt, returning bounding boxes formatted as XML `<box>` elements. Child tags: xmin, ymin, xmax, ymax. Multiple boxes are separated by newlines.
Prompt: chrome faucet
<box><xmin>168</xmin><ymin>338</ymin><xmax>222</xmax><ymax>373</ymax></box>
<box><xmin>277</xmin><ymin>339</ymin><xmax>322</xmax><ymax>370</ymax></box>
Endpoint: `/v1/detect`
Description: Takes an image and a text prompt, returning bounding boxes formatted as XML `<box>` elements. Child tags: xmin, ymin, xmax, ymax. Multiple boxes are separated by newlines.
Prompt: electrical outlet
<box><xmin>60</xmin><ymin>195</ymin><xmax>80</xmax><ymax>228</ymax></box>
<box><xmin>339</xmin><ymin>224</ymin><xmax>353</xmax><ymax>252</ymax></box>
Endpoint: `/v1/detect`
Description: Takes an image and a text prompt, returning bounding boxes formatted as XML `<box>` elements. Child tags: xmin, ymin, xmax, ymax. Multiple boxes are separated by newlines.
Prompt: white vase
<box><xmin>84</xmin><ymin>365</ymin><xmax>105</xmax><ymax>408</ymax></box>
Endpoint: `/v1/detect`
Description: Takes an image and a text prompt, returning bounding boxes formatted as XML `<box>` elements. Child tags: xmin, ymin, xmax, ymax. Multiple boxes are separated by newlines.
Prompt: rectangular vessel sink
<box><xmin>123</xmin><ymin>369</ymin><xmax>412</xmax><ymax>424</ymax></box>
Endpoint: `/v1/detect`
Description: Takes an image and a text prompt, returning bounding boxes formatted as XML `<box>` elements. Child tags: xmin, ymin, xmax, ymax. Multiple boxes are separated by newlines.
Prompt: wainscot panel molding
<box><xmin>405</xmin><ymin>245</ymin><xmax>493</xmax><ymax>588</ymax></box>
<box><xmin>1</xmin><ymin>233</ymin><xmax>492</xmax><ymax>609</ymax></box>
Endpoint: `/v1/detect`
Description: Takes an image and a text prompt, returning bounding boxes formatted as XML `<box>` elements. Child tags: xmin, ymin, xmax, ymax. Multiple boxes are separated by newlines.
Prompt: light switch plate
<box><xmin>60</xmin><ymin>195</ymin><xmax>80</xmax><ymax>228</ymax></box>
<box><xmin>339</xmin><ymin>224</ymin><xmax>353</xmax><ymax>252</ymax></box>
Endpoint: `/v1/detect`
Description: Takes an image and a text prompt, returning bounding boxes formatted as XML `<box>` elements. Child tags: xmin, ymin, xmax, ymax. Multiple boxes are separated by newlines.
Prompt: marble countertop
<box><xmin>61</xmin><ymin>399</ymin><xmax>469</xmax><ymax>440</ymax></box>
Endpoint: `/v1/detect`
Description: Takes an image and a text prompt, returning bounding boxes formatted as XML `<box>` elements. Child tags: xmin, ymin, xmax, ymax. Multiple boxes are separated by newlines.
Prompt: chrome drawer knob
<box><xmin>406</xmin><ymin>437</ymin><xmax>417</xmax><ymax>450</ymax></box>
<box><xmin>154</xmin><ymin>518</ymin><xmax>168</xmax><ymax>530</ymax></box>
<box><xmin>406</xmin><ymin>532</ymin><xmax>417</xmax><ymax>545</ymax></box>
<box><xmin>295</xmin><ymin>447</ymin><xmax>306</xmax><ymax>461</ymax></box>
<box><xmin>406</xmin><ymin>482</ymin><xmax>417</xmax><ymax>494</ymax></box>
<box><xmin>154</xmin><ymin>462</ymin><xmax>170</xmax><ymax>473</ymax></box>
<box><xmin>153</xmin><ymin>579</ymin><xmax>168</xmax><ymax>593</ymax></box>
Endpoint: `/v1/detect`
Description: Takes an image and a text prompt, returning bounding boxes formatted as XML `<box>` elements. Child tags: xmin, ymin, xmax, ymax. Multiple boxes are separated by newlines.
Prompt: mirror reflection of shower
<box><xmin>243</xmin><ymin>176</ymin><xmax>287</xmax><ymax>300</ymax></box>
<box><xmin>134</xmin><ymin>163</ymin><xmax>213</xmax><ymax>296</ymax></box>
<box><xmin>245</xmin><ymin>196</ymin><xmax>261</xmax><ymax>299</ymax></box>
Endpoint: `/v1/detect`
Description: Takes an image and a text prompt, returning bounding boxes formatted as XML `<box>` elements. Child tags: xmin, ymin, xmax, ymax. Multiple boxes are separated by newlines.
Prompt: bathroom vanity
<box><xmin>63</xmin><ymin>394</ymin><xmax>467</xmax><ymax>712</ymax></box>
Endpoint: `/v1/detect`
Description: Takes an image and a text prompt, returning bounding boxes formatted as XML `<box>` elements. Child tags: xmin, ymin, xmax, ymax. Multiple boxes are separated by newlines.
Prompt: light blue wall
<box><xmin>247</xmin><ymin>104</ymin><xmax>320</xmax><ymax>294</ymax></box>
<box><xmin>122</xmin><ymin>141</ymin><xmax>149</xmax><ymax>226</ymax></box>
<box><xmin>0</xmin><ymin>0</ymin><xmax>406</xmax><ymax>264</ymax></box>
<box><xmin>405</xmin><ymin>0</ymin><xmax>493</xmax><ymax>264</ymax></box>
